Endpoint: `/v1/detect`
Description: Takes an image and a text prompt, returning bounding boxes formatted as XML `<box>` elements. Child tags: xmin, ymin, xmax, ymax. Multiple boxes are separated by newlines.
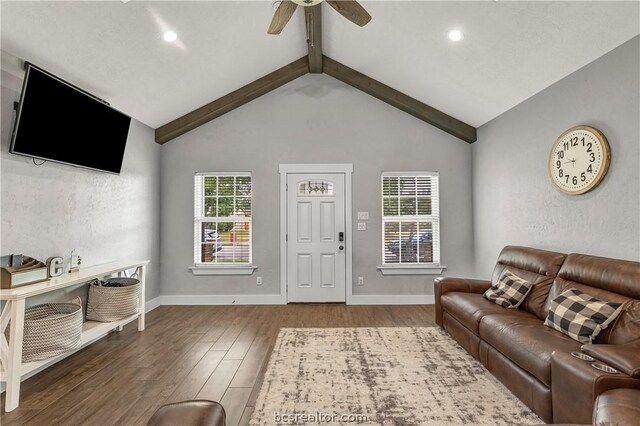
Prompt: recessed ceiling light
<box><xmin>163</xmin><ymin>31</ymin><xmax>178</xmax><ymax>43</ymax></box>
<box><xmin>448</xmin><ymin>29</ymin><xmax>464</xmax><ymax>42</ymax></box>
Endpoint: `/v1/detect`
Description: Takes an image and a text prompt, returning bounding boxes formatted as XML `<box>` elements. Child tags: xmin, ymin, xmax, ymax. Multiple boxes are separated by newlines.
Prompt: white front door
<box><xmin>287</xmin><ymin>173</ymin><xmax>346</xmax><ymax>303</ymax></box>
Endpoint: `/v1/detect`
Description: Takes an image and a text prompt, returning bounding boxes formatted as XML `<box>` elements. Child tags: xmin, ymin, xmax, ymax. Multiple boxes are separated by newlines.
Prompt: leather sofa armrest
<box><xmin>434</xmin><ymin>277</ymin><xmax>491</xmax><ymax>327</ymax></box>
<box><xmin>581</xmin><ymin>344</ymin><xmax>640</xmax><ymax>378</ymax></box>
<box><xmin>551</xmin><ymin>351</ymin><xmax>640</xmax><ymax>424</ymax></box>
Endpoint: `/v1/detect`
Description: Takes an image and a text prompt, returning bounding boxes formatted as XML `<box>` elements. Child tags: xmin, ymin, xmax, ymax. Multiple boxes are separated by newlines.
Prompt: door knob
<box><xmin>339</xmin><ymin>245</ymin><xmax>344</xmax><ymax>251</ymax></box>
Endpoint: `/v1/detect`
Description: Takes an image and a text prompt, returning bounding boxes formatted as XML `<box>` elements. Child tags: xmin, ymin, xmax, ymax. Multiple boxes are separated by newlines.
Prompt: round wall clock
<box><xmin>548</xmin><ymin>126</ymin><xmax>611</xmax><ymax>195</ymax></box>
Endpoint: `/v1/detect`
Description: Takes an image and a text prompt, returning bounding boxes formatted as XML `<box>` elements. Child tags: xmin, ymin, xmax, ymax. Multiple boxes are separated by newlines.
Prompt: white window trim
<box><xmin>377</xmin><ymin>265</ymin><xmax>446</xmax><ymax>275</ymax></box>
<box><xmin>189</xmin><ymin>265</ymin><xmax>257</xmax><ymax>275</ymax></box>
<box><xmin>191</xmin><ymin>172</ymin><xmax>257</xmax><ymax>275</ymax></box>
<box><xmin>380</xmin><ymin>171</ymin><xmax>443</xmax><ymax>275</ymax></box>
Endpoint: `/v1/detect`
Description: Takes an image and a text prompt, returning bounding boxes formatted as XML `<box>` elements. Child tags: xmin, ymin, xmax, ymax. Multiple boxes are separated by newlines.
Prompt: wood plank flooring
<box><xmin>1</xmin><ymin>304</ymin><xmax>436</xmax><ymax>426</ymax></box>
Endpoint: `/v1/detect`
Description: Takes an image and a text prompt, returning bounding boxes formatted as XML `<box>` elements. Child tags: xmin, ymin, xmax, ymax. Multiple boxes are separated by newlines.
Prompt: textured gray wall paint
<box><xmin>1</xmin><ymin>70</ymin><xmax>161</xmax><ymax>306</ymax></box>
<box><xmin>160</xmin><ymin>74</ymin><xmax>474</xmax><ymax>297</ymax></box>
<box><xmin>472</xmin><ymin>36</ymin><xmax>640</xmax><ymax>277</ymax></box>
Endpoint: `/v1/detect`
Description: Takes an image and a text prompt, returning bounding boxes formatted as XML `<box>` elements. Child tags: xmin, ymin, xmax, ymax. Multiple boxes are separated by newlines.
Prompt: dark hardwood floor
<box><xmin>1</xmin><ymin>304</ymin><xmax>436</xmax><ymax>426</ymax></box>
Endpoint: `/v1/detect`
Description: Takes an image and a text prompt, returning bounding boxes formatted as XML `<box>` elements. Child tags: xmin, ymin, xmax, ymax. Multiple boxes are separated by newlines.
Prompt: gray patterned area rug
<box><xmin>250</xmin><ymin>327</ymin><xmax>541</xmax><ymax>425</ymax></box>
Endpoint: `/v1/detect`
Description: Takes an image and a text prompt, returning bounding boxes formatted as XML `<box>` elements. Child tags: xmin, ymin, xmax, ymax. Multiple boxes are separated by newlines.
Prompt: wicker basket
<box><xmin>86</xmin><ymin>277</ymin><xmax>141</xmax><ymax>322</ymax></box>
<box><xmin>15</xmin><ymin>299</ymin><xmax>83</xmax><ymax>363</ymax></box>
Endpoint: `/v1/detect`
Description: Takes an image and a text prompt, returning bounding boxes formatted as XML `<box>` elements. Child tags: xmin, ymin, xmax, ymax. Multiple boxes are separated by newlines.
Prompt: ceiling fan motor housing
<box><xmin>292</xmin><ymin>0</ymin><xmax>324</xmax><ymax>6</ymax></box>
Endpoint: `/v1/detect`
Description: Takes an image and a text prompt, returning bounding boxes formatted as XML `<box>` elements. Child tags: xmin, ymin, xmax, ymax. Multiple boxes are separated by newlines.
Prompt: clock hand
<box><xmin>564</xmin><ymin>159</ymin><xmax>577</xmax><ymax>168</ymax></box>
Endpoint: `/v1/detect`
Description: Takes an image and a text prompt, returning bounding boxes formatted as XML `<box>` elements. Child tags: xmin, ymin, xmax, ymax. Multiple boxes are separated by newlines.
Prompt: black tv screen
<box><xmin>10</xmin><ymin>63</ymin><xmax>131</xmax><ymax>174</ymax></box>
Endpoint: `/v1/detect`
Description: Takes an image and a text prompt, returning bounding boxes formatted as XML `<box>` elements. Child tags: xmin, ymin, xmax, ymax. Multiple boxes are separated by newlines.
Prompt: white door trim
<box><xmin>279</xmin><ymin>164</ymin><xmax>353</xmax><ymax>304</ymax></box>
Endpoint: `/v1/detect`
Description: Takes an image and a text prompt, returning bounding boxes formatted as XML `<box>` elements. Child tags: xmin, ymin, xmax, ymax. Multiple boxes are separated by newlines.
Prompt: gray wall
<box><xmin>1</xmin><ymin>70</ymin><xmax>161</xmax><ymax>305</ymax></box>
<box><xmin>160</xmin><ymin>74</ymin><xmax>474</xmax><ymax>297</ymax></box>
<box><xmin>472</xmin><ymin>36</ymin><xmax>640</xmax><ymax>277</ymax></box>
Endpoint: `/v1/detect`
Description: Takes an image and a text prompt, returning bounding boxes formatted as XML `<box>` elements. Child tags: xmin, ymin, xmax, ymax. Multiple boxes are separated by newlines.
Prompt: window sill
<box><xmin>377</xmin><ymin>265</ymin><xmax>446</xmax><ymax>275</ymax></box>
<box><xmin>189</xmin><ymin>265</ymin><xmax>257</xmax><ymax>276</ymax></box>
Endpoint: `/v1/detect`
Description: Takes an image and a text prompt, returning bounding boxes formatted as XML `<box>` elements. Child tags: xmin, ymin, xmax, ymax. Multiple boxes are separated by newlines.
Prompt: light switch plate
<box><xmin>357</xmin><ymin>211</ymin><xmax>369</xmax><ymax>220</ymax></box>
<box><xmin>357</xmin><ymin>222</ymin><xmax>366</xmax><ymax>231</ymax></box>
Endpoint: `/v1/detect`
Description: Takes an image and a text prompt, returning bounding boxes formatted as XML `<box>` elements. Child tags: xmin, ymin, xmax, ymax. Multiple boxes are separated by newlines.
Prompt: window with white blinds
<box><xmin>194</xmin><ymin>173</ymin><xmax>252</xmax><ymax>265</ymax></box>
<box><xmin>381</xmin><ymin>172</ymin><xmax>440</xmax><ymax>265</ymax></box>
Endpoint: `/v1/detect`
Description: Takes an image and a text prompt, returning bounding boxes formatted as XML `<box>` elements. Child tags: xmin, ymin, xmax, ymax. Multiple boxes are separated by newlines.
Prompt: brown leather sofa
<box><xmin>147</xmin><ymin>400</ymin><xmax>226</xmax><ymax>426</ymax></box>
<box><xmin>593</xmin><ymin>388</ymin><xmax>640</xmax><ymax>425</ymax></box>
<box><xmin>435</xmin><ymin>246</ymin><xmax>640</xmax><ymax>424</ymax></box>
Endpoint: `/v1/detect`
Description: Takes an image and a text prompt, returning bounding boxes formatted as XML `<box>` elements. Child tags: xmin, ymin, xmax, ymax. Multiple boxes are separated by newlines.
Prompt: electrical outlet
<box><xmin>357</xmin><ymin>222</ymin><xmax>366</xmax><ymax>231</ymax></box>
<box><xmin>256</xmin><ymin>276</ymin><xmax>263</xmax><ymax>286</ymax></box>
<box><xmin>357</xmin><ymin>211</ymin><xmax>369</xmax><ymax>220</ymax></box>
<box><xmin>69</xmin><ymin>249</ymin><xmax>82</xmax><ymax>273</ymax></box>
<box><xmin>357</xmin><ymin>276</ymin><xmax>364</xmax><ymax>286</ymax></box>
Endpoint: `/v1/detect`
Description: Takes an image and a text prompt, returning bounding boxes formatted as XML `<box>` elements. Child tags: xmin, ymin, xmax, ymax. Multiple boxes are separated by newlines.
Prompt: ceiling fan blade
<box><xmin>268</xmin><ymin>0</ymin><xmax>298</xmax><ymax>35</ymax></box>
<box><xmin>326</xmin><ymin>0</ymin><xmax>371</xmax><ymax>27</ymax></box>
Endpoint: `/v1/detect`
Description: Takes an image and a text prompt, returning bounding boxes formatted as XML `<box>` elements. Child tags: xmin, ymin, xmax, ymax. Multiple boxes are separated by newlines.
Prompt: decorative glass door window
<box><xmin>298</xmin><ymin>180</ymin><xmax>334</xmax><ymax>195</ymax></box>
<box><xmin>381</xmin><ymin>172</ymin><xmax>440</xmax><ymax>265</ymax></box>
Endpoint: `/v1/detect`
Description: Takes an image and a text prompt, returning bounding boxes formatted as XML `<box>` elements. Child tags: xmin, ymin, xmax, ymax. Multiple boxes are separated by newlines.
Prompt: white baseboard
<box><xmin>158</xmin><ymin>294</ymin><xmax>287</xmax><ymax>305</ymax></box>
<box><xmin>156</xmin><ymin>294</ymin><xmax>435</xmax><ymax>304</ymax></box>
<box><xmin>154</xmin><ymin>294</ymin><xmax>433</xmax><ymax>306</ymax></box>
<box><xmin>348</xmin><ymin>294</ymin><xmax>435</xmax><ymax>305</ymax></box>
<box><xmin>145</xmin><ymin>296</ymin><xmax>162</xmax><ymax>312</ymax></box>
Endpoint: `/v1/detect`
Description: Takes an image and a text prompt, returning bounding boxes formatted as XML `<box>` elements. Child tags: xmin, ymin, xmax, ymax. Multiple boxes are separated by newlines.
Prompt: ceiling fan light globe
<box><xmin>291</xmin><ymin>0</ymin><xmax>323</xmax><ymax>6</ymax></box>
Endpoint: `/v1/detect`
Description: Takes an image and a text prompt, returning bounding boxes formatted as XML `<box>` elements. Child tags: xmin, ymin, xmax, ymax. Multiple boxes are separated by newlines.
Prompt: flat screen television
<box><xmin>10</xmin><ymin>63</ymin><xmax>132</xmax><ymax>174</ymax></box>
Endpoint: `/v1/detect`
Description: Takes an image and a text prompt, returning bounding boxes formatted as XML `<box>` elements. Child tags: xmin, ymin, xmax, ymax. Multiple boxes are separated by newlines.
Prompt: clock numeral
<box><xmin>563</xmin><ymin>141</ymin><xmax>569</xmax><ymax>151</ymax></box>
<box><xmin>581</xmin><ymin>172</ymin><xmax>586</xmax><ymax>182</ymax></box>
<box><xmin>571</xmin><ymin>137</ymin><xmax>579</xmax><ymax>147</ymax></box>
<box><xmin>587</xmin><ymin>164</ymin><xmax>593</xmax><ymax>173</ymax></box>
<box><xmin>589</xmin><ymin>152</ymin><xmax>595</xmax><ymax>162</ymax></box>
<box><xmin>558</xmin><ymin>150</ymin><xmax>564</xmax><ymax>159</ymax></box>
<box><xmin>558</xmin><ymin>169</ymin><xmax>564</xmax><ymax>178</ymax></box>
<box><xmin>587</xmin><ymin>142</ymin><xmax>592</xmax><ymax>153</ymax></box>
<box><xmin>581</xmin><ymin>137</ymin><xmax>585</xmax><ymax>146</ymax></box>
<box><xmin>572</xmin><ymin>176</ymin><xmax>578</xmax><ymax>185</ymax></box>
<box><xmin>565</xmin><ymin>175</ymin><xmax>570</xmax><ymax>184</ymax></box>
<box><xmin>556</xmin><ymin>160</ymin><xmax>561</xmax><ymax>169</ymax></box>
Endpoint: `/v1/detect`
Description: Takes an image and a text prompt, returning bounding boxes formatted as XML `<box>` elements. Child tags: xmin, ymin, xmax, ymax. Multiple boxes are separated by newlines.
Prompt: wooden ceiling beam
<box><xmin>322</xmin><ymin>56</ymin><xmax>477</xmax><ymax>143</ymax></box>
<box><xmin>305</xmin><ymin>4</ymin><xmax>322</xmax><ymax>73</ymax></box>
<box><xmin>155</xmin><ymin>56</ymin><xmax>309</xmax><ymax>144</ymax></box>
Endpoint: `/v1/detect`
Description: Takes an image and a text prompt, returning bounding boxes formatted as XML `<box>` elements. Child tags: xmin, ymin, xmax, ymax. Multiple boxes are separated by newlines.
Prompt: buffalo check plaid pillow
<box><xmin>544</xmin><ymin>288</ymin><xmax>624</xmax><ymax>343</ymax></box>
<box><xmin>483</xmin><ymin>269</ymin><xmax>532</xmax><ymax>309</ymax></box>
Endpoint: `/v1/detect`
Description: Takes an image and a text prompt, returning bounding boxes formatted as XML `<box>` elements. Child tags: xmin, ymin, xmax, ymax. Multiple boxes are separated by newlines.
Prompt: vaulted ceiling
<box><xmin>2</xmin><ymin>1</ymin><xmax>638</xmax><ymax>131</ymax></box>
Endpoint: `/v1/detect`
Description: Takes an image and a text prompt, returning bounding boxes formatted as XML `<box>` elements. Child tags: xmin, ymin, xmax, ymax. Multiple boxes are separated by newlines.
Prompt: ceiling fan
<box><xmin>268</xmin><ymin>0</ymin><xmax>371</xmax><ymax>35</ymax></box>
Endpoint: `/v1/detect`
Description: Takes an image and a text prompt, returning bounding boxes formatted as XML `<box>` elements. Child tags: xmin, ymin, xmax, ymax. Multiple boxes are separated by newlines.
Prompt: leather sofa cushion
<box><xmin>548</xmin><ymin>279</ymin><xmax>637</xmax><ymax>344</ymax></box>
<box><xmin>599</xmin><ymin>300</ymin><xmax>640</xmax><ymax>345</ymax></box>
<box><xmin>441</xmin><ymin>292</ymin><xmax>536</xmax><ymax>336</ymax></box>
<box><xmin>544</xmin><ymin>288</ymin><xmax>624</xmax><ymax>344</ymax></box>
<box><xmin>479</xmin><ymin>314</ymin><xmax>581</xmax><ymax>386</ymax></box>
<box><xmin>554</xmin><ymin>253</ymin><xmax>640</xmax><ymax>300</ymax></box>
<box><xmin>492</xmin><ymin>246</ymin><xmax>566</xmax><ymax>321</ymax></box>
<box><xmin>548</xmin><ymin>252</ymin><xmax>640</xmax><ymax>344</ymax></box>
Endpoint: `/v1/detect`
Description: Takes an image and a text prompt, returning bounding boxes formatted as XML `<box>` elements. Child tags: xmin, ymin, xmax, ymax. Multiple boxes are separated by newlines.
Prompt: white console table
<box><xmin>0</xmin><ymin>260</ymin><xmax>148</xmax><ymax>412</ymax></box>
